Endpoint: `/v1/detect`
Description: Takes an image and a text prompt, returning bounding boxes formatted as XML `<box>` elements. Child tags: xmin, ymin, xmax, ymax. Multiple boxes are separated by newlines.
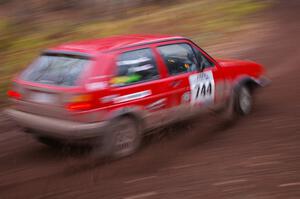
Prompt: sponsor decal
<box><xmin>110</xmin><ymin>74</ymin><xmax>142</xmax><ymax>85</ymax></box>
<box><xmin>86</xmin><ymin>82</ymin><xmax>108</xmax><ymax>91</ymax></box>
<box><xmin>101</xmin><ymin>95</ymin><xmax>119</xmax><ymax>103</ymax></box>
<box><xmin>128</xmin><ymin>64</ymin><xmax>154</xmax><ymax>73</ymax></box>
<box><xmin>114</xmin><ymin>90</ymin><xmax>152</xmax><ymax>103</ymax></box>
<box><xmin>146</xmin><ymin>98</ymin><xmax>166</xmax><ymax>110</ymax></box>
<box><xmin>117</xmin><ymin>57</ymin><xmax>150</xmax><ymax>65</ymax></box>
<box><xmin>181</xmin><ymin>91</ymin><xmax>191</xmax><ymax>103</ymax></box>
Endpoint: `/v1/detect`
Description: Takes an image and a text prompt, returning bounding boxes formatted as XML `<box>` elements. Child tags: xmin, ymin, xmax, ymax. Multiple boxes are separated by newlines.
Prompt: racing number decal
<box><xmin>195</xmin><ymin>82</ymin><xmax>212</xmax><ymax>98</ymax></box>
<box><xmin>189</xmin><ymin>71</ymin><xmax>215</xmax><ymax>104</ymax></box>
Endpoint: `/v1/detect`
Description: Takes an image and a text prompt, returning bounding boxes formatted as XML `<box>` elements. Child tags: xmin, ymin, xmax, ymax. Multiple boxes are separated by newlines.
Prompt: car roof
<box><xmin>49</xmin><ymin>34</ymin><xmax>185</xmax><ymax>56</ymax></box>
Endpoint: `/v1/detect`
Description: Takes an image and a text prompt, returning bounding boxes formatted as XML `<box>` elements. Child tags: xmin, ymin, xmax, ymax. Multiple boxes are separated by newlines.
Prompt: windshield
<box><xmin>22</xmin><ymin>54</ymin><xmax>91</xmax><ymax>86</ymax></box>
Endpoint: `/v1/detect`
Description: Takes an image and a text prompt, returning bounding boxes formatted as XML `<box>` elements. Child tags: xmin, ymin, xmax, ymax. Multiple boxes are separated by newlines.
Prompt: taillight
<box><xmin>67</xmin><ymin>102</ymin><xmax>94</xmax><ymax>111</ymax></box>
<box><xmin>7</xmin><ymin>90</ymin><xmax>22</xmax><ymax>100</ymax></box>
<box><xmin>70</xmin><ymin>94</ymin><xmax>93</xmax><ymax>103</ymax></box>
<box><xmin>66</xmin><ymin>94</ymin><xmax>99</xmax><ymax>111</ymax></box>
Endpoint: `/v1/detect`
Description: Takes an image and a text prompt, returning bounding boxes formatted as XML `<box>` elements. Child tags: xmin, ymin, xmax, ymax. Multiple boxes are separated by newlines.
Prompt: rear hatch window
<box><xmin>21</xmin><ymin>53</ymin><xmax>91</xmax><ymax>86</ymax></box>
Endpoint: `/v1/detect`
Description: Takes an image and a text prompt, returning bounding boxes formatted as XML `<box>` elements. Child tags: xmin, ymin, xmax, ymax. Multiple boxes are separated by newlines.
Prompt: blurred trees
<box><xmin>0</xmin><ymin>0</ymin><xmax>176</xmax><ymax>23</ymax></box>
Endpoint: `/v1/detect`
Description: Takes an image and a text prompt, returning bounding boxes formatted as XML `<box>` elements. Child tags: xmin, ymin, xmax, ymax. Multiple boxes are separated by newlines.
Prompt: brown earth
<box><xmin>0</xmin><ymin>0</ymin><xmax>299</xmax><ymax>198</ymax></box>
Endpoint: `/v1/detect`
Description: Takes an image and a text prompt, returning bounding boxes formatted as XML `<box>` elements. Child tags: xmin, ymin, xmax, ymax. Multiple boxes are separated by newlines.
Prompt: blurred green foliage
<box><xmin>0</xmin><ymin>0</ymin><xmax>269</xmax><ymax>106</ymax></box>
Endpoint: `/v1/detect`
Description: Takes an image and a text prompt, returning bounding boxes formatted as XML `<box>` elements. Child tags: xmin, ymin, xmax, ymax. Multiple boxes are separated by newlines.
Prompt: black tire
<box><xmin>219</xmin><ymin>85</ymin><xmax>253</xmax><ymax>123</ymax></box>
<box><xmin>93</xmin><ymin>117</ymin><xmax>141</xmax><ymax>159</ymax></box>
<box><xmin>234</xmin><ymin>85</ymin><xmax>253</xmax><ymax>115</ymax></box>
<box><xmin>36</xmin><ymin>136</ymin><xmax>66</xmax><ymax>149</ymax></box>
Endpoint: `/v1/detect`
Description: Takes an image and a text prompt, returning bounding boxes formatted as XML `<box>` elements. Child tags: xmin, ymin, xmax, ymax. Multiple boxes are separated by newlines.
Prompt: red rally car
<box><xmin>5</xmin><ymin>34</ymin><xmax>269</xmax><ymax>158</ymax></box>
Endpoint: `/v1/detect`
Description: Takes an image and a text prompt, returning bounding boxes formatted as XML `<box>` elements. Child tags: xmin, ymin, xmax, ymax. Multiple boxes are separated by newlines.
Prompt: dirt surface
<box><xmin>0</xmin><ymin>1</ymin><xmax>300</xmax><ymax>198</ymax></box>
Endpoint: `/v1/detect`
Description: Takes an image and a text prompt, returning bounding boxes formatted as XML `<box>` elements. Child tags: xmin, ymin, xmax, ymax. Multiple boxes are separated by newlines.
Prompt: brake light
<box><xmin>7</xmin><ymin>90</ymin><xmax>22</xmax><ymax>100</ymax></box>
<box><xmin>67</xmin><ymin>102</ymin><xmax>93</xmax><ymax>111</ymax></box>
<box><xmin>70</xmin><ymin>94</ymin><xmax>93</xmax><ymax>103</ymax></box>
<box><xmin>66</xmin><ymin>94</ymin><xmax>99</xmax><ymax>111</ymax></box>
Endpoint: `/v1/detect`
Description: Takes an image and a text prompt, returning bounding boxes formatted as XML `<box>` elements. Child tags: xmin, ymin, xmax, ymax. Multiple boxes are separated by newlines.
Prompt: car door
<box><xmin>190</xmin><ymin>43</ymin><xmax>227</xmax><ymax>110</ymax></box>
<box><xmin>155</xmin><ymin>42</ymin><xmax>200</xmax><ymax>122</ymax></box>
<box><xmin>155</xmin><ymin>41</ymin><xmax>226</xmax><ymax>122</ymax></box>
<box><xmin>108</xmin><ymin>47</ymin><xmax>172</xmax><ymax>130</ymax></box>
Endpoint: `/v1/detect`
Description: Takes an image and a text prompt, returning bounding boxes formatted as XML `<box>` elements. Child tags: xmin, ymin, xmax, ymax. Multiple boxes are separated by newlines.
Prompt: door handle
<box><xmin>170</xmin><ymin>80</ymin><xmax>182</xmax><ymax>88</ymax></box>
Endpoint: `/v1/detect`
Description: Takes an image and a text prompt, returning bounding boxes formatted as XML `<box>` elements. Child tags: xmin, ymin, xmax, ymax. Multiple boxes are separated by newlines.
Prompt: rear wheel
<box><xmin>93</xmin><ymin>117</ymin><xmax>141</xmax><ymax>159</ymax></box>
<box><xmin>36</xmin><ymin>136</ymin><xmax>66</xmax><ymax>149</ymax></box>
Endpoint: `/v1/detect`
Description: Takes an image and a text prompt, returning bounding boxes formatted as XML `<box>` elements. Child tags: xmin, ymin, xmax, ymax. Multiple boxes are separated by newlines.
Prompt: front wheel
<box><xmin>218</xmin><ymin>85</ymin><xmax>253</xmax><ymax>123</ymax></box>
<box><xmin>235</xmin><ymin>86</ymin><xmax>253</xmax><ymax>115</ymax></box>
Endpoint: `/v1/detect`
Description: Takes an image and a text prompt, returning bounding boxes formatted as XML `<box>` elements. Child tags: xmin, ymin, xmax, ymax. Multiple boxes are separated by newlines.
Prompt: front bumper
<box><xmin>4</xmin><ymin>109</ymin><xmax>108</xmax><ymax>140</ymax></box>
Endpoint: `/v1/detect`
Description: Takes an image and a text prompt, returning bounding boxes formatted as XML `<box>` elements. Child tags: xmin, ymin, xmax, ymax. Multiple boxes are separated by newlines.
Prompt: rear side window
<box><xmin>157</xmin><ymin>43</ymin><xmax>198</xmax><ymax>75</ymax></box>
<box><xmin>111</xmin><ymin>48</ymin><xmax>159</xmax><ymax>86</ymax></box>
<box><xmin>22</xmin><ymin>55</ymin><xmax>91</xmax><ymax>86</ymax></box>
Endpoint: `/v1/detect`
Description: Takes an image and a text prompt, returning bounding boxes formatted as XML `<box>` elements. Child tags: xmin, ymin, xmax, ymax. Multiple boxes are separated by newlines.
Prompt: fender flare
<box><xmin>233</xmin><ymin>75</ymin><xmax>267</xmax><ymax>93</ymax></box>
<box><xmin>107</xmin><ymin>106</ymin><xmax>146</xmax><ymax>133</ymax></box>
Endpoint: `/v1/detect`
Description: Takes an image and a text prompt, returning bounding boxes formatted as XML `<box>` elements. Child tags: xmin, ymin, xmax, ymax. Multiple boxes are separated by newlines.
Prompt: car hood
<box><xmin>216</xmin><ymin>58</ymin><xmax>257</xmax><ymax>67</ymax></box>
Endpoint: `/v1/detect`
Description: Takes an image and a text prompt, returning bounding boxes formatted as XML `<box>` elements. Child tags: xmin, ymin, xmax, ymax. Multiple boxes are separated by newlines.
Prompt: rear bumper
<box><xmin>4</xmin><ymin>109</ymin><xmax>108</xmax><ymax>140</ymax></box>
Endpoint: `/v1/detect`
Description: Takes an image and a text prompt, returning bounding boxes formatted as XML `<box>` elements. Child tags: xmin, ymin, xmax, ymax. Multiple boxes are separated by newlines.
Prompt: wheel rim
<box><xmin>114</xmin><ymin>120</ymin><xmax>138</xmax><ymax>157</ymax></box>
<box><xmin>239</xmin><ymin>87</ymin><xmax>252</xmax><ymax>114</ymax></box>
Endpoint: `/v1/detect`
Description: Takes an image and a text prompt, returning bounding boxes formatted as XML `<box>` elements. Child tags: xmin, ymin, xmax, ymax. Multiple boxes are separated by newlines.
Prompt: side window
<box><xmin>192</xmin><ymin>47</ymin><xmax>214</xmax><ymax>68</ymax></box>
<box><xmin>112</xmin><ymin>48</ymin><xmax>159</xmax><ymax>86</ymax></box>
<box><xmin>157</xmin><ymin>43</ymin><xmax>198</xmax><ymax>75</ymax></box>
